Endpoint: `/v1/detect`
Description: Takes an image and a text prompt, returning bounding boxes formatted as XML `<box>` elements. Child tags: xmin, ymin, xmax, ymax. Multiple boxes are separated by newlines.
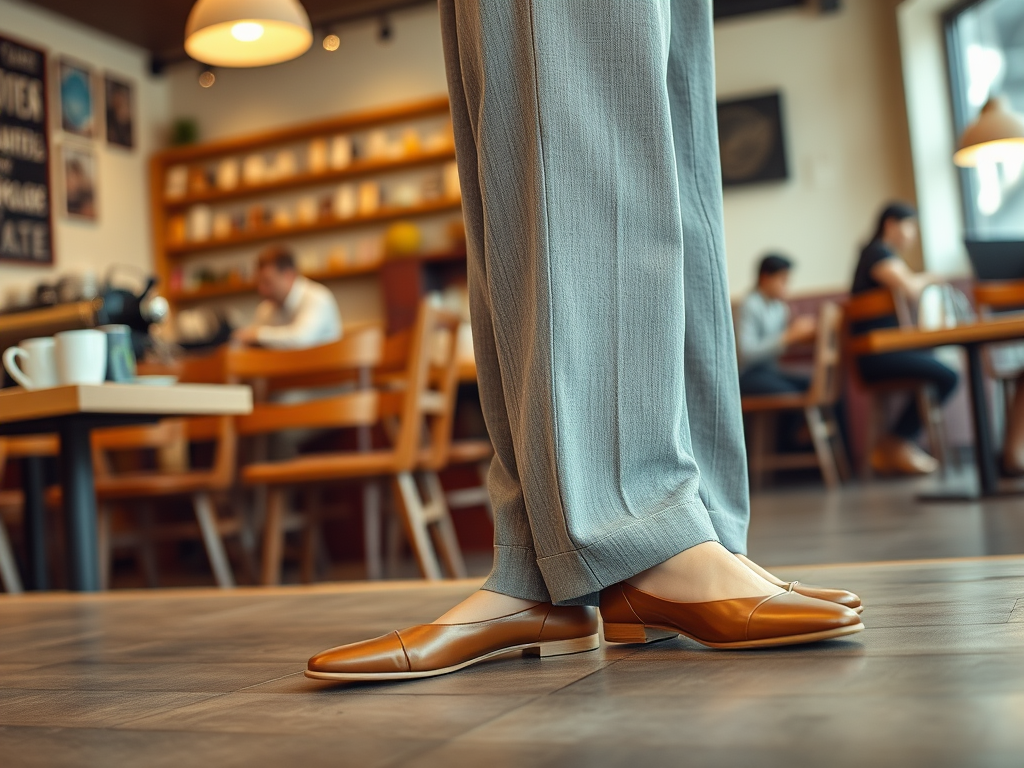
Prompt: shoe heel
<box><xmin>603</xmin><ymin>623</ymin><xmax>678</xmax><ymax>644</ymax></box>
<box><xmin>524</xmin><ymin>633</ymin><xmax>600</xmax><ymax>658</ymax></box>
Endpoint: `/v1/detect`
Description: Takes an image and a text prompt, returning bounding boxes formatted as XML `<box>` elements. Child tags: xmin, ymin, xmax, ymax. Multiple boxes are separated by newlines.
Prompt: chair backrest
<box><xmin>974</xmin><ymin>279</ymin><xmax>1024</xmax><ymax>313</ymax></box>
<box><xmin>93</xmin><ymin>348</ymin><xmax>236</xmax><ymax>487</ymax></box>
<box><xmin>229</xmin><ymin>326</ymin><xmax>385</xmax><ymax>437</ymax></box>
<box><xmin>844</xmin><ymin>287</ymin><xmax>912</xmax><ymax>328</ymax></box>
<box><xmin>91</xmin><ymin>416</ymin><xmax>237</xmax><ymax>489</ymax></box>
<box><xmin>806</xmin><ymin>301</ymin><xmax>844</xmax><ymax>406</ymax></box>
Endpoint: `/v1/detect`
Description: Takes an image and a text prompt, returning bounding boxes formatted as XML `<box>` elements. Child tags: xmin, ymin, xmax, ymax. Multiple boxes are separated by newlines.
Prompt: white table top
<box><xmin>0</xmin><ymin>383</ymin><xmax>253</xmax><ymax>425</ymax></box>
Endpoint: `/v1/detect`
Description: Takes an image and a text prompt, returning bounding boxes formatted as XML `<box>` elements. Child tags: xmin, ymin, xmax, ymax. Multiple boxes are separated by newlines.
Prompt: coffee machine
<box><xmin>95</xmin><ymin>267</ymin><xmax>169</xmax><ymax>358</ymax></box>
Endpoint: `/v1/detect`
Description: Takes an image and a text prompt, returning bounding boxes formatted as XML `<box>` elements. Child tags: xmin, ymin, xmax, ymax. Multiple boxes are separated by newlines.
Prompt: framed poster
<box><xmin>104</xmin><ymin>74</ymin><xmax>134</xmax><ymax>149</ymax></box>
<box><xmin>0</xmin><ymin>34</ymin><xmax>54</xmax><ymax>265</ymax></box>
<box><xmin>62</xmin><ymin>144</ymin><xmax>97</xmax><ymax>221</ymax></box>
<box><xmin>59</xmin><ymin>58</ymin><xmax>94</xmax><ymax>138</ymax></box>
<box><xmin>717</xmin><ymin>92</ymin><xmax>789</xmax><ymax>187</ymax></box>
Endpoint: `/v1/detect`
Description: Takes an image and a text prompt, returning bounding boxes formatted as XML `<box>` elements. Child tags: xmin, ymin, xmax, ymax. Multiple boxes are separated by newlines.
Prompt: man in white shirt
<box><xmin>233</xmin><ymin>245</ymin><xmax>342</xmax><ymax>349</ymax></box>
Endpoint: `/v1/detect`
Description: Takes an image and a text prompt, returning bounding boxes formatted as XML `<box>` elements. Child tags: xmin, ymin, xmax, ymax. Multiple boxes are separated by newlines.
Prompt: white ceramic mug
<box><xmin>54</xmin><ymin>329</ymin><xmax>107</xmax><ymax>385</ymax></box>
<box><xmin>3</xmin><ymin>336</ymin><xmax>59</xmax><ymax>389</ymax></box>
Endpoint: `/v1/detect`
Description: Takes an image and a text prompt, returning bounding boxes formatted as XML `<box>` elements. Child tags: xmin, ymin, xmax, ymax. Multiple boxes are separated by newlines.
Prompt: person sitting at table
<box><xmin>737</xmin><ymin>254</ymin><xmax>817</xmax><ymax>449</ymax></box>
<box><xmin>738</xmin><ymin>254</ymin><xmax>817</xmax><ymax>394</ymax></box>
<box><xmin>232</xmin><ymin>245</ymin><xmax>342</xmax><ymax>349</ymax></box>
<box><xmin>850</xmin><ymin>202</ymin><xmax>958</xmax><ymax>476</ymax></box>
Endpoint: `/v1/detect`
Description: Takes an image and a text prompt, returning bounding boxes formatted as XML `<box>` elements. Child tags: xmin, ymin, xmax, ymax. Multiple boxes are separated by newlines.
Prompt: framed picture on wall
<box><xmin>104</xmin><ymin>74</ymin><xmax>134</xmax><ymax>149</ymax></box>
<box><xmin>59</xmin><ymin>58</ymin><xmax>95</xmax><ymax>138</ymax></box>
<box><xmin>62</xmin><ymin>144</ymin><xmax>98</xmax><ymax>221</ymax></box>
<box><xmin>717</xmin><ymin>92</ymin><xmax>789</xmax><ymax>187</ymax></box>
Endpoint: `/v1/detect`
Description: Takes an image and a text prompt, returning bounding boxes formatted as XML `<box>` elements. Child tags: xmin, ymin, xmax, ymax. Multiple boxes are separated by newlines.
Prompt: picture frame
<box><xmin>717</xmin><ymin>92</ymin><xmax>789</xmax><ymax>187</ymax></box>
<box><xmin>104</xmin><ymin>74</ymin><xmax>134</xmax><ymax>149</ymax></box>
<box><xmin>62</xmin><ymin>144</ymin><xmax>98</xmax><ymax>221</ymax></box>
<box><xmin>59</xmin><ymin>58</ymin><xmax>95</xmax><ymax>138</ymax></box>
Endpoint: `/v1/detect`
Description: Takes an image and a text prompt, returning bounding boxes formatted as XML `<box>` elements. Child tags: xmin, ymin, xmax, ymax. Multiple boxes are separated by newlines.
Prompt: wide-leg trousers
<box><xmin>439</xmin><ymin>0</ymin><xmax>749</xmax><ymax>605</ymax></box>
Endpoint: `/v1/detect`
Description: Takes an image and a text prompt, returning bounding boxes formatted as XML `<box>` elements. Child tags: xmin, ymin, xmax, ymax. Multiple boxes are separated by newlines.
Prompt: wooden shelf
<box><xmin>166</xmin><ymin>197</ymin><xmax>463</xmax><ymax>257</ymax></box>
<box><xmin>164</xmin><ymin>147</ymin><xmax>457</xmax><ymax>209</ymax></box>
<box><xmin>167</xmin><ymin>249</ymin><xmax>467</xmax><ymax>303</ymax></box>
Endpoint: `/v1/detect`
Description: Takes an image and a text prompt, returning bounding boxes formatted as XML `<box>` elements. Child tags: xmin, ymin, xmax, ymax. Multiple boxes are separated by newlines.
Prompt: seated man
<box><xmin>737</xmin><ymin>253</ymin><xmax>817</xmax><ymax>398</ymax></box>
<box><xmin>233</xmin><ymin>245</ymin><xmax>342</xmax><ymax>349</ymax></box>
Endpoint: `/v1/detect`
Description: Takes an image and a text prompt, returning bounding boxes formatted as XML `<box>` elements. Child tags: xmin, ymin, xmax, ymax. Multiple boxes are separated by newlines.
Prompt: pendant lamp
<box><xmin>185</xmin><ymin>0</ymin><xmax>312</xmax><ymax>67</ymax></box>
<box><xmin>953</xmin><ymin>97</ymin><xmax>1024</xmax><ymax>168</ymax></box>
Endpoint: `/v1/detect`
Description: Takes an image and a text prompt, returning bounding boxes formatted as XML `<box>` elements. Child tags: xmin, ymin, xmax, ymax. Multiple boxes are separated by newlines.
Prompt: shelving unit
<box><xmin>165</xmin><ymin>198</ymin><xmax>463</xmax><ymax>257</ymax></box>
<box><xmin>149</xmin><ymin>97</ymin><xmax>465</xmax><ymax>313</ymax></box>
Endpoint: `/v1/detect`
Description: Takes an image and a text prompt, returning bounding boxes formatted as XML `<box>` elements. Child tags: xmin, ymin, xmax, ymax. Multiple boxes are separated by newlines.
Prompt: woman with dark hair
<box><xmin>850</xmin><ymin>203</ymin><xmax>959</xmax><ymax>475</ymax></box>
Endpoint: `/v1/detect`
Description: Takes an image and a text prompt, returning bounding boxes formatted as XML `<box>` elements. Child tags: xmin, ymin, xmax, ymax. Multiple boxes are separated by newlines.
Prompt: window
<box><xmin>945</xmin><ymin>0</ymin><xmax>1024</xmax><ymax>239</ymax></box>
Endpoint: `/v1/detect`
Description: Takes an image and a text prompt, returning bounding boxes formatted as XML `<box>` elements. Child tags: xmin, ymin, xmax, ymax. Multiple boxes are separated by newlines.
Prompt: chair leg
<box><xmin>420</xmin><ymin>471</ymin><xmax>468</xmax><ymax>579</ymax></box>
<box><xmin>391</xmin><ymin>472</ymin><xmax>443</xmax><ymax>580</ymax></box>
<box><xmin>0</xmin><ymin>516</ymin><xmax>23</xmax><ymax>594</ymax></box>
<box><xmin>826</xmin><ymin>405</ymin><xmax>853</xmax><ymax>482</ymax></box>
<box><xmin>748</xmin><ymin>413</ymin><xmax>770</xmax><ymax>491</ymax></box>
<box><xmin>300</xmin><ymin>489</ymin><xmax>322</xmax><ymax>584</ymax></box>
<box><xmin>805</xmin><ymin>406</ymin><xmax>840</xmax><ymax>490</ymax></box>
<box><xmin>193</xmin><ymin>493</ymin><xmax>235</xmax><ymax>589</ymax></box>
<box><xmin>97</xmin><ymin>503</ymin><xmax>113</xmax><ymax>591</ymax></box>
<box><xmin>362</xmin><ymin>480</ymin><xmax>383</xmax><ymax>581</ymax></box>
<box><xmin>261</xmin><ymin>487</ymin><xmax>287</xmax><ymax>586</ymax></box>
<box><xmin>137</xmin><ymin>503</ymin><xmax>160</xmax><ymax>588</ymax></box>
<box><xmin>918</xmin><ymin>388</ymin><xmax>949</xmax><ymax>473</ymax></box>
<box><xmin>861</xmin><ymin>396</ymin><xmax>879</xmax><ymax>480</ymax></box>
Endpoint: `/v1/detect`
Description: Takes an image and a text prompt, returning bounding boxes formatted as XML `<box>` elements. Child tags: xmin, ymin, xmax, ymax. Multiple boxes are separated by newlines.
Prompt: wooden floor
<box><xmin>3</xmin><ymin>477</ymin><xmax>1024</xmax><ymax>766</ymax></box>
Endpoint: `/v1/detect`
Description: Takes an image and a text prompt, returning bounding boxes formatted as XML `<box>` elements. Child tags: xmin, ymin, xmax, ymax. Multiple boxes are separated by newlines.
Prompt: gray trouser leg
<box><xmin>439</xmin><ymin>0</ymin><xmax>749</xmax><ymax>605</ymax></box>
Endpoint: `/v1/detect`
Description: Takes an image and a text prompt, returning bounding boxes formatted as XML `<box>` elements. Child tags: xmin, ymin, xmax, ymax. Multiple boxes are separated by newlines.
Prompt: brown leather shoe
<box><xmin>305</xmin><ymin>604</ymin><xmax>599</xmax><ymax>681</ymax></box>
<box><xmin>788</xmin><ymin>581</ymin><xmax>863</xmax><ymax>614</ymax></box>
<box><xmin>870</xmin><ymin>437</ymin><xmax>938</xmax><ymax>476</ymax></box>
<box><xmin>600</xmin><ymin>582</ymin><xmax>863</xmax><ymax>649</ymax></box>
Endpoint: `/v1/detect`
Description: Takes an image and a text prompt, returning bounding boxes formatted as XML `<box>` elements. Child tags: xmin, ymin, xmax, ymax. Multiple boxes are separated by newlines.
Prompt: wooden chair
<box><xmin>444</xmin><ymin>439</ymin><xmax>495</xmax><ymax>521</ymax></box>
<box><xmin>0</xmin><ymin>435</ymin><xmax>60</xmax><ymax>593</ymax></box>
<box><xmin>974</xmin><ymin>279</ymin><xmax>1024</xmax><ymax>425</ymax></box>
<box><xmin>844</xmin><ymin>288</ymin><xmax>949</xmax><ymax>478</ymax></box>
<box><xmin>742</xmin><ymin>302</ymin><xmax>851</xmax><ymax>490</ymax></box>
<box><xmin>91</xmin><ymin>349</ymin><xmax>244</xmax><ymax>588</ymax></box>
<box><xmin>231</xmin><ymin>303</ymin><xmax>467</xmax><ymax>585</ymax></box>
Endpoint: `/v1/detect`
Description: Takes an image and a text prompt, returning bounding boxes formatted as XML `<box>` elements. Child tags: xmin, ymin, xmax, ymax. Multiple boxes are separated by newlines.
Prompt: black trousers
<box><xmin>857</xmin><ymin>351</ymin><xmax>959</xmax><ymax>439</ymax></box>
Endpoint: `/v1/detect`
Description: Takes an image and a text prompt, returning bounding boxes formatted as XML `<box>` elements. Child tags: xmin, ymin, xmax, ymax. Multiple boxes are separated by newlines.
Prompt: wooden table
<box><xmin>0</xmin><ymin>383</ymin><xmax>252</xmax><ymax>591</ymax></box>
<box><xmin>851</xmin><ymin>315</ymin><xmax>1024</xmax><ymax>498</ymax></box>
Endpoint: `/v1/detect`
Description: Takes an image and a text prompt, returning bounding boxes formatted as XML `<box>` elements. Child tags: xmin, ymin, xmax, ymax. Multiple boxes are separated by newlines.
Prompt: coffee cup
<box><xmin>54</xmin><ymin>329</ymin><xmax>107</xmax><ymax>385</ymax></box>
<box><xmin>100</xmin><ymin>324</ymin><xmax>137</xmax><ymax>383</ymax></box>
<box><xmin>3</xmin><ymin>336</ymin><xmax>59</xmax><ymax>389</ymax></box>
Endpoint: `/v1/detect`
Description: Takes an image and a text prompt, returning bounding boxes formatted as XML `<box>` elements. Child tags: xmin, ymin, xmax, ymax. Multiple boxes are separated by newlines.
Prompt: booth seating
<box><xmin>90</xmin><ymin>349</ymin><xmax>245</xmax><ymax>589</ymax></box>
<box><xmin>844</xmin><ymin>288</ymin><xmax>949</xmax><ymax>478</ymax></box>
<box><xmin>742</xmin><ymin>302</ymin><xmax>851</xmax><ymax>490</ymax></box>
<box><xmin>231</xmin><ymin>302</ymin><xmax>467</xmax><ymax>584</ymax></box>
<box><xmin>974</xmin><ymin>279</ymin><xmax>1024</xmax><ymax>426</ymax></box>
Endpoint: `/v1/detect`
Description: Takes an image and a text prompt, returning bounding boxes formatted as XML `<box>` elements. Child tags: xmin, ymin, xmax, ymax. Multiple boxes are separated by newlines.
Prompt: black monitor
<box><xmin>965</xmin><ymin>240</ymin><xmax>1024</xmax><ymax>281</ymax></box>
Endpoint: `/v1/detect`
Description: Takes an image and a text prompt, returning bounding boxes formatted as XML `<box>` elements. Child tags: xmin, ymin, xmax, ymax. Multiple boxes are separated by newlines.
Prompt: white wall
<box><xmin>0</xmin><ymin>0</ymin><xmax>168</xmax><ymax>303</ymax></box>
<box><xmin>715</xmin><ymin>0</ymin><xmax>920</xmax><ymax>297</ymax></box>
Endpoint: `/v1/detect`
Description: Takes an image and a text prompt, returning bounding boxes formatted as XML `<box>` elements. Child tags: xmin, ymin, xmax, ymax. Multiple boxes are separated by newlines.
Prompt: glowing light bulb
<box><xmin>231</xmin><ymin>22</ymin><xmax>265</xmax><ymax>42</ymax></box>
<box><xmin>323</xmin><ymin>34</ymin><xmax>340</xmax><ymax>51</ymax></box>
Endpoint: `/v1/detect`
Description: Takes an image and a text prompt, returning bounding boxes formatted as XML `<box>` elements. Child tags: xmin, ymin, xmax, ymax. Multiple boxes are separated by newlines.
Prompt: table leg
<box><xmin>58</xmin><ymin>418</ymin><xmax>100</xmax><ymax>592</ymax></box>
<box><xmin>21</xmin><ymin>455</ymin><xmax>49</xmax><ymax>590</ymax></box>
<box><xmin>966</xmin><ymin>344</ymin><xmax>999</xmax><ymax>497</ymax></box>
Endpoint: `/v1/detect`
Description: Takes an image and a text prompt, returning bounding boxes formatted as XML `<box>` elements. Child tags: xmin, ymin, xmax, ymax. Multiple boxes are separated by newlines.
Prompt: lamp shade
<box><xmin>953</xmin><ymin>97</ymin><xmax>1024</xmax><ymax>168</ymax></box>
<box><xmin>185</xmin><ymin>0</ymin><xmax>312</xmax><ymax>67</ymax></box>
